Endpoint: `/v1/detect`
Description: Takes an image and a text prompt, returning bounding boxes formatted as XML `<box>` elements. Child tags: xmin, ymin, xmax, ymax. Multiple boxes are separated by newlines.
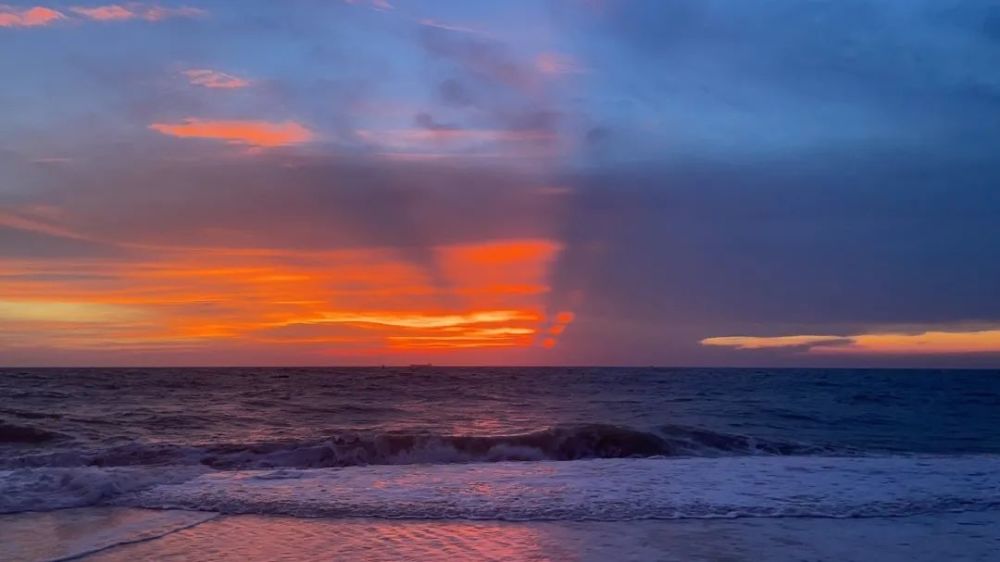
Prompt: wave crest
<box><xmin>3</xmin><ymin>424</ymin><xmax>839</xmax><ymax>470</ymax></box>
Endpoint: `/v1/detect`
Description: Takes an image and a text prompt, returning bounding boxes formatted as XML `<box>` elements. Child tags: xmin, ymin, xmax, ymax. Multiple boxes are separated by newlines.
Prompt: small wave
<box><xmin>0</xmin><ymin>422</ymin><xmax>66</xmax><ymax>444</ymax></box>
<box><xmin>2</xmin><ymin>424</ymin><xmax>841</xmax><ymax>470</ymax></box>
<box><xmin>113</xmin><ymin>455</ymin><xmax>1000</xmax><ymax>521</ymax></box>
<box><xmin>5</xmin><ymin>455</ymin><xmax>999</xmax><ymax>519</ymax></box>
<box><xmin>0</xmin><ymin>466</ymin><xmax>205</xmax><ymax>513</ymax></box>
<box><xmin>0</xmin><ymin>408</ymin><xmax>63</xmax><ymax>421</ymax></box>
<box><xmin>655</xmin><ymin>424</ymin><xmax>834</xmax><ymax>455</ymax></box>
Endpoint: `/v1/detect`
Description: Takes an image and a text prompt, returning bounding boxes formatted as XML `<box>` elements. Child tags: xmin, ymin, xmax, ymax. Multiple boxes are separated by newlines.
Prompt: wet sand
<box><xmin>3</xmin><ymin>508</ymin><xmax>999</xmax><ymax>562</ymax></box>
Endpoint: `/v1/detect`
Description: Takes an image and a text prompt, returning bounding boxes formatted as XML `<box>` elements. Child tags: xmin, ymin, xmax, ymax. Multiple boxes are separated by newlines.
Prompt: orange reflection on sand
<box><xmin>0</xmin><ymin>238</ymin><xmax>571</xmax><ymax>358</ymax></box>
<box><xmin>77</xmin><ymin>517</ymin><xmax>568</xmax><ymax>561</ymax></box>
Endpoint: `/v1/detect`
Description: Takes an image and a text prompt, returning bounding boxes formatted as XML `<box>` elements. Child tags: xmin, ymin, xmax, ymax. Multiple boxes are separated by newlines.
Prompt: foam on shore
<box><xmin>114</xmin><ymin>455</ymin><xmax>1000</xmax><ymax>520</ymax></box>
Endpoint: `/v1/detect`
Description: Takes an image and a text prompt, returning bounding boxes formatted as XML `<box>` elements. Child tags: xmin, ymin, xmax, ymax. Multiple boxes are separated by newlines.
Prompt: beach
<box><xmin>4</xmin><ymin>507</ymin><xmax>999</xmax><ymax>562</ymax></box>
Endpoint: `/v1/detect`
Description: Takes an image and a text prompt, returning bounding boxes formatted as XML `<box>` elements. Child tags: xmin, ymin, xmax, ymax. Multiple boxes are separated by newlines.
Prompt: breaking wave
<box><xmin>2</xmin><ymin>424</ymin><xmax>843</xmax><ymax>470</ymax></box>
<box><xmin>6</xmin><ymin>455</ymin><xmax>998</xmax><ymax>520</ymax></box>
<box><xmin>0</xmin><ymin>466</ymin><xmax>206</xmax><ymax>513</ymax></box>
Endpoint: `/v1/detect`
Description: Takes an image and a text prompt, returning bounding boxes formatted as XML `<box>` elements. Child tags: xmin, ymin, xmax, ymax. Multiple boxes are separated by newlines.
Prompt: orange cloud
<box><xmin>436</xmin><ymin>239</ymin><xmax>560</xmax><ymax>305</ymax></box>
<box><xmin>701</xmin><ymin>335</ymin><xmax>849</xmax><ymax>350</ymax></box>
<box><xmin>0</xmin><ymin>6</ymin><xmax>65</xmax><ymax>27</ymax></box>
<box><xmin>555</xmin><ymin>311</ymin><xmax>575</xmax><ymax>324</ymax></box>
<box><xmin>70</xmin><ymin>5</ymin><xmax>132</xmax><ymax>20</ymax></box>
<box><xmin>701</xmin><ymin>330</ymin><xmax>1000</xmax><ymax>355</ymax></box>
<box><xmin>540</xmin><ymin>311</ymin><xmax>575</xmax><ymax>347</ymax></box>
<box><xmin>0</xmin><ymin>238</ymin><xmax>570</xmax><ymax>359</ymax></box>
<box><xmin>182</xmin><ymin>69</ymin><xmax>250</xmax><ymax>89</ymax></box>
<box><xmin>70</xmin><ymin>4</ymin><xmax>205</xmax><ymax>22</ymax></box>
<box><xmin>299</xmin><ymin>310</ymin><xmax>539</xmax><ymax>330</ymax></box>
<box><xmin>827</xmin><ymin>330</ymin><xmax>1000</xmax><ymax>355</ymax></box>
<box><xmin>149</xmin><ymin>119</ymin><xmax>315</xmax><ymax>148</ymax></box>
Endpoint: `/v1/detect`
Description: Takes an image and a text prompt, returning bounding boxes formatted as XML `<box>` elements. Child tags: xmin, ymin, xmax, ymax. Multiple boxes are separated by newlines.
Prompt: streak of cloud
<box><xmin>0</xmin><ymin>5</ymin><xmax>64</xmax><ymax>27</ymax></box>
<box><xmin>182</xmin><ymin>69</ymin><xmax>250</xmax><ymax>89</ymax></box>
<box><xmin>701</xmin><ymin>330</ymin><xmax>1000</xmax><ymax>355</ymax></box>
<box><xmin>343</xmin><ymin>0</ymin><xmax>392</xmax><ymax>12</ymax></box>
<box><xmin>70</xmin><ymin>4</ymin><xmax>205</xmax><ymax>22</ymax></box>
<box><xmin>149</xmin><ymin>119</ymin><xmax>315</xmax><ymax>147</ymax></box>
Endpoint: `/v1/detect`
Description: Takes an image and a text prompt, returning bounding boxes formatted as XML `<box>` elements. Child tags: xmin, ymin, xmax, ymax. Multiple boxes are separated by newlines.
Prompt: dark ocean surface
<box><xmin>2</xmin><ymin>367</ymin><xmax>1000</xmax><ymax>520</ymax></box>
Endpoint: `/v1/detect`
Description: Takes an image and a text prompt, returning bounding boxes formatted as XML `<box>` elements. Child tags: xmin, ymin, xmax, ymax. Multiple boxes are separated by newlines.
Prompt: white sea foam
<box><xmin>107</xmin><ymin>455</ymin><xmax>1000</xmax><ymax>521</ymax></box>
<box><xmin>5</xmin><ymin>455</ymin><xmax>999</xmax><ymax>521</ymax></box>
<box><xmin>0</xmin><ymin>466</ymin><xmax>206</xmax><ymax>514</ymax></box>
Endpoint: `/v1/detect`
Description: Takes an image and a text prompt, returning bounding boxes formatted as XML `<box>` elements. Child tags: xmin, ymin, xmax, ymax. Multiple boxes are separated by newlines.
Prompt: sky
<box><xmin>1</xmin><ymin>0</ymin><xmax>999</xmax><ymax>367</ymax></box>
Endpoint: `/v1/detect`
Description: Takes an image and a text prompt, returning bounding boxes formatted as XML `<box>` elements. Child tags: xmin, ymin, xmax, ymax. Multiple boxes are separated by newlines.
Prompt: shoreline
<box><xmin>4</xmin><ymin>508</ymin><xmax>999</xmax><ymax>562</ymax></box>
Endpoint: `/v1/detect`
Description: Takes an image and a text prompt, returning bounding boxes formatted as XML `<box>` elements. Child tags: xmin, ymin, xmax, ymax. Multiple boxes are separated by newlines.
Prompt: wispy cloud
<box><xmin>0</xmin><ymin>300</ymin><xmax>144</xmax><ymax>323</ymax></box>
<box><xmin>70</xmin><ymin>4</ymin><xmax>205</xmax><ymax>22</ymax></box>
<box><xmin>357</xmin><ymin>128</ymin><xmax>555</xmax><ymax>149</ymax></box>
<box><xmin>302</xmin><ymin>310</ymin><xmax>537</xmax><ymax>330</ymax></box>
<box><xmin>417</xmin><ymin>18</ymin><xmax>489</xmax><ymax>37</ymax></box>
<box><xmin>702</xmin><ymin>330</ymin><xmax>1000</xmax><ymax>355</ymax></box>
<box><xmin>420</xmin><ymin>24</ymin><xmax>538</xmax><ymax>92</ymax></box>
<box><xmin>343</xmin><ymin>0</ymin><xmax>392</xmax><ymax>12</ymax></box>
<box><xmin>0</xmin><ymin>5</ymin><xmax>65</xmax><ymax>27</ymax></box>
<box><xmin>149</xmin><ymin>119</ymin><xmax>315</xmax><ymax>148</ymax></box>
<box><xmin>1</xmin><ymin>4</ymin><xmax>203</xmax><ymax>27</ymax></box>
<box><xmin>827</xmin><ymin>330</ymin><xmax>1000</xmax><ymax>355</ymax></box>
<box><xmin>0</xmin><ymin>209</ymin><xmax>90</xmax><ymax>241</ymax></box>
<box><xmin>182</xmin><ymin>69</ymin><xmax>250</xmax><ymax>89</ymax></box>
<box><xmin>701</xmin><ymin>335</ymin><xmax>850</xmax><ymax>350</ymax></box>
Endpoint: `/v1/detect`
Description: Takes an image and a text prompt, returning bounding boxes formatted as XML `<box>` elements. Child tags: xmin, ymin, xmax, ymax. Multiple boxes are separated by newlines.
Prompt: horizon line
<box><xmin>3</xmin><ymin>365</ymin><xmax>998</xmax><ymax>371</ymax></box>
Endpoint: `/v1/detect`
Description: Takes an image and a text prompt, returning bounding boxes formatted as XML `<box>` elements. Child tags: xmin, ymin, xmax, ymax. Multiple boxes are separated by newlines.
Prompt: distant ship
<box><xmin>407</xmin><ymin>364</ymin><xmax>432</xmax><ymax>369</ymax></box>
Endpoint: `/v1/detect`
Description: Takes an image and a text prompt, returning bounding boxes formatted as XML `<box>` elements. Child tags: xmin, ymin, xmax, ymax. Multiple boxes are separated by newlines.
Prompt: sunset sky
<box><xmin>2</xmin><ymin>0</ymin><xmax>999</xmax><ymax>367</ymax></box>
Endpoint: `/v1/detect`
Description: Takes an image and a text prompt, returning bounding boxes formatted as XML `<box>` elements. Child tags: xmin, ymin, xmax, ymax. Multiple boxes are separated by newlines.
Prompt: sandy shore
<box><xmin>3</xmin><ymin>508</ymin><xmax>999</xmax><ymax>561</ymax></box>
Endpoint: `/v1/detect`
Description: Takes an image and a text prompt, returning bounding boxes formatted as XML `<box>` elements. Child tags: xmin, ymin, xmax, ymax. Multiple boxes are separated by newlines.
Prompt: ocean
<box><xmin>2</xmin><ymin>367</ymin><xmax>1000</xmax><ymax>560</ymax></box>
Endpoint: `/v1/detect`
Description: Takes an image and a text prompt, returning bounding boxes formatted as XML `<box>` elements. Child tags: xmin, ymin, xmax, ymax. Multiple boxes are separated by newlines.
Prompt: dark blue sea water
<box><xmin>2</xmin><ymin>367</ymin><xmax>1000</xmax><ymax>519</ymax></box>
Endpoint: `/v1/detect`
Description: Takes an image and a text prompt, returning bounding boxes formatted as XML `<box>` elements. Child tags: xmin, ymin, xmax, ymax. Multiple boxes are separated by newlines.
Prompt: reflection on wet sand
<box><xmin>39</xmin><ymin>509</ymin><xmax>997</xmax><ymax>562</ymax></box>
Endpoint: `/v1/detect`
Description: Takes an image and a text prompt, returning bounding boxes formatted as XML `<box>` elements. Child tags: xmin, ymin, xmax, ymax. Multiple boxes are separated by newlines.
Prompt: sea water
<box><xmin>2</xmin><ymin>368</ymin><xmax>999</xmax><ymax>558</ymax></box>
